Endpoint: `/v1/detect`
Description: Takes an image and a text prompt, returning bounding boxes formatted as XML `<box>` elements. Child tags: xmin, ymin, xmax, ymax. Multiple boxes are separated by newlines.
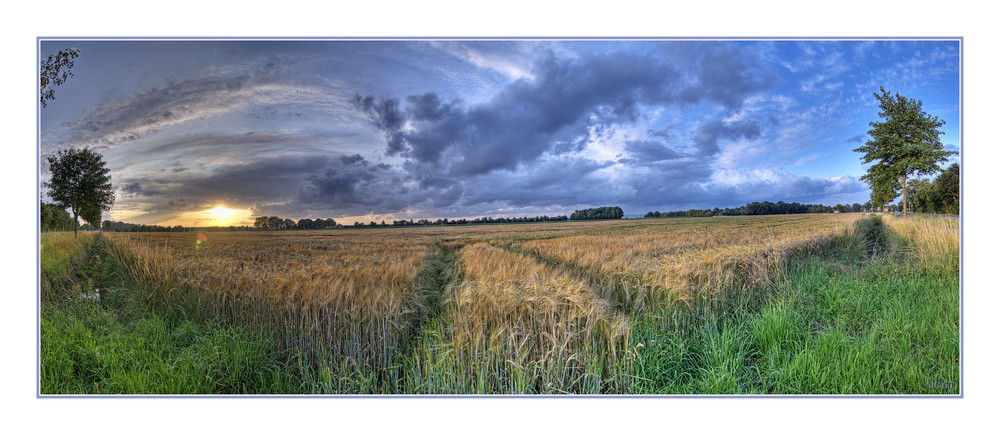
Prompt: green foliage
<box><xmin>937</xmin><ymin>163</ymin><xmax>960</xmax><ymax>214</ymax></box>
<box><xmin>40</xmin><ymin>201</ymin><xmax>75</xmax><ymax>232</ymax></box>
<box><xmin>869</xmin><ymin>171</ymin><xmax>901</xmax><ymax>211</ymax></box>
<box><xmin>45</xmin><ymin>147</ymin><xmax>115</xmax><ymax>237</ymax></box>
<box><xmin>570</xmin><ymin>206</ymin><xmax>624</xmax><ymax>220</ymax></box>
<box><xmin>854</xmin><ymin>87</ymin><xmax>955</xmax><ymax>216</ymax></box>
<box><xmin>80</xmin><ymin>201</ymin><xmax>103</xmax><ymax>229</ymax></box>
<box><xmin>686</xmin><ymin>209</ymin><xmax>714</xmax><ymax>218</ymax></box>
<box><xmin>645</xmin><ymin>201</ymin><xmax>844</xmax><ymax>218</ymax></box>
<box><xmin>253</xmin><ymin>215</ymin><xmax>339</xmax><ymax>229</ymax></box>
<box><xmin>904</xmin><ymin>163</ymin><xmax>960</xmax><ymax>215</ymax></box>
<box><xmin>909</xmin><ymin>178</ymin><xmax>941</xmax><ymax>214</ymax></box>
<box><xmin>40</xmin><ymin>48</ymin><xmax>80</xmax><ymax>107</ymax></box>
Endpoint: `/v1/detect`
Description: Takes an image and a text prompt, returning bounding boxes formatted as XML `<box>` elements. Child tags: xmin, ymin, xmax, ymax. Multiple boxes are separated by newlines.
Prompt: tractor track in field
<box><xmin>488</xmin><ymin>239</ymin><xmax>640</xmax><ymax>316</ymax></box>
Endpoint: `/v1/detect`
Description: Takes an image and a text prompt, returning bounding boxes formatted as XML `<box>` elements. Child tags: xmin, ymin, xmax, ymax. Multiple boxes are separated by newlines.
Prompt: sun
<box><xmin>205</xmin><ymin>206</ymin><xmax>235</xmax><ymax>220</ymax></box>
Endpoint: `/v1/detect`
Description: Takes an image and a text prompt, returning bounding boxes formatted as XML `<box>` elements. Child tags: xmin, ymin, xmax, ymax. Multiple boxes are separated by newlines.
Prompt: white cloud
<box><xmin>428</xmin><ymin>40</ymin><xmax>540</xmax><ymax>81</ymax></box>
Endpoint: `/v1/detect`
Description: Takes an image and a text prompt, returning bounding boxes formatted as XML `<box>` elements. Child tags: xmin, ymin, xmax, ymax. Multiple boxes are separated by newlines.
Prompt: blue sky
<box><xmin>39</xmin><ymin>39</ymin><xmax>961</xmax><ymax>226</ymax></box>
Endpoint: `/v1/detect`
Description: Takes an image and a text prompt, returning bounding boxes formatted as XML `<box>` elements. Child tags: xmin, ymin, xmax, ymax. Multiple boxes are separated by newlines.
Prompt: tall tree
<box><xmin>40</xmin><ymin>48</ymin><xmax>80</xmax><ymax>108</ymax></box>
<box><xmin>854</xmin><ymin>87</ymin><xmax>955</xmax><ymax>217</ymax></box>
<box><xmin>45</xmin><ymin>147</ymin><xmax>115</xmax><ymax>237</ymax></box>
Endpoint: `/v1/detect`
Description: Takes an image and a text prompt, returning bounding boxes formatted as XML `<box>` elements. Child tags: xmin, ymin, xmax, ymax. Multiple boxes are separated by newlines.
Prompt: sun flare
<box><xmin>205</xmin><ymin>206</ymin><xmax>235</xmax><ymax>220</ymax></box>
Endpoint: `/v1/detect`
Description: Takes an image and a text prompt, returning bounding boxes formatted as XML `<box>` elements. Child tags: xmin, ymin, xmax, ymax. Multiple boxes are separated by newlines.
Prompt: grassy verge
<box><xmin>41</xmin><ymin>303</ymin><xmax>308</xmax><ymax>394</ymax></box>
<box><xmin>630</xmin><ymin>216</ymin><xmax>959</xmax><ymax>395</ymax></box>
<box><xmin>40</xmin><ymin>233</ymin><xmax>96</xmax><ymax>302</ymax></box>
<box><xmin>39</xmin><ymin>234</ymin><xmax>314</xmax><ymax>394</ymax></box>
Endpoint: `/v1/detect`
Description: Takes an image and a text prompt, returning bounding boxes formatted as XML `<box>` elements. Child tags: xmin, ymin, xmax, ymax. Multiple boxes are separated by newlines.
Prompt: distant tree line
<box><xmin>645</xmin><ymin>209</ymin><xmax>716</xmax><ymax>218</ymax></box>
<box><xmin>101</xmin><ymin>221</ymin><xmax>188</xmax><ymax>232</ymax></box>
<box><xmin>744</xmin><ymin>201</ymin><xmax>836</xmax><ymax>215</ymax></box>
<box><xmin>81</xmin><ymin>214</ymin><xmax>576</xmax><ymax>233</ymax></box>
<box><xmin>257</xmin><ymin>214</ymin><xmax>573</xmax><ymax>230</ymax></box>
<box><xmin>386</xmin><ymin>215</ymin><xmax>569</xmax><ymax>227</ymax></box>
<box><xmin>254</xmin><ymin>216</ymin><xmax>340</xmax><ymax>230</ymax></box>
<box><xmin>645</xmin><ymin>201</ymin><xmax>874</xmax><ymax>218</ymax></box>
<box><xmin>100</xmin><ymin>220</ymin><xmax>262</xmax><ymax>232</ymax></box>
<box><xmin>41</xmin><ymin>200</ymin><xmax>106</xmax><ymax>233</ymax></box>
<box><xmin>570</xmin><ymin>207</ymin><xmax>624</xmax><ymax>220</ymax></box>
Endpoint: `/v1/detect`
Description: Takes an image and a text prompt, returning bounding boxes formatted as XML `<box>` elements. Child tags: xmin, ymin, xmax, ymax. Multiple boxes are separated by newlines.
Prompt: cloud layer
<box><xmin>38</xmin><ymin>40</ymin><xmax>960</xmax><ymax>224</ymax></box>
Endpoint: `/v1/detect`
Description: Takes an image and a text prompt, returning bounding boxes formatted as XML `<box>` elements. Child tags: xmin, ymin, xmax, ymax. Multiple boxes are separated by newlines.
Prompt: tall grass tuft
<box><xmin>881</xmin><ymin>214</ymin><xmax>959</xmax><ymax>269</ymax></box>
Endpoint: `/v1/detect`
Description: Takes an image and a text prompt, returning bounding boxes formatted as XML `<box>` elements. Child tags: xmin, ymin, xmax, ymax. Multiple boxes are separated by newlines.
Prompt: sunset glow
<box><xmin>206</xmin><ymin>206</ymin><xmax>235</xmax><ymax>220</ymax></box>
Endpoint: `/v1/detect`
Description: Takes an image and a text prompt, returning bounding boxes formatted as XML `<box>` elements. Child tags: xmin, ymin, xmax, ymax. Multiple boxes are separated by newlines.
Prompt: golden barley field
<box><xmin>521</xmin><ymin>214</ymin><xmax>860</xmax><ymax>310</ymax></box>
<box><xmin>105</xmin><ymin>229</ymin><xmax>435</xmax><ymax>371</ymax></box>
<box><xmin>102</xmin><ymin>214</ymin><xmax>865</xmax><ymax>392</ymax></box>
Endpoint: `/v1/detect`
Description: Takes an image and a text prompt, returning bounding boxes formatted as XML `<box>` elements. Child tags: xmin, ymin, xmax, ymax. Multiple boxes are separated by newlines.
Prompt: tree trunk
<box><xmin>72</xmin><ymin>209</ymin><xmax>79</xmax><ymax>238</ymax></box>
<box><xmin>902</xmin><ymin>174</ymin><xmax>908</xmax><ymax>218</ymax></box>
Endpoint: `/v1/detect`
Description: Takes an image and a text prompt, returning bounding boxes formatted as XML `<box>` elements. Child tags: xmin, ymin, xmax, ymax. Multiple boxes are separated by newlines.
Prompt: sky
<box><xmin>38</xmin><ymin>39</ymin><xmax>961</xmax><ymax>227</ymax></box>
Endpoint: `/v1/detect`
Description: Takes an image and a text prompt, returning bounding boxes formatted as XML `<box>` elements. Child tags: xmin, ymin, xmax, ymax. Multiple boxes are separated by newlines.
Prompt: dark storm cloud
<box><xmin>339</xmin><ymin>153</ymin><xmax>366</xmax><ymax>165</ymax></box>
<box><xmin>353</xmin><ymin>45</ymin><xmax>776</xmax><ymax>178</ymax></box>
<box><xmin>692</xmin><ymin>119</ymin><xmax>762</xmax><ymax>156</ymax></box>
<box><xmin>297</xmin><ymin>167</ymin><xmax>375</xmax><ymax>204</ymax></box>
<box><xmin>166</xmin><ymin>198</ymin><xmax>212</xmax><ymax>212</ymax></box>
<box><xmin>121</xmin><ymin>182</ymin><xmax>162</xmax><ymax>197</ymax></box>
<box><xmin>670</xmin><ymin>43</ymin><xmax>779</xmax><ymax>109</ymax></box>
<box><xmin>181</xmin><ymin>155</ymin><xmax>334</xmax><ymax>201</ymax></box>
<box><xmin>648</xmin><ymin>125</ymin><xmax>677</xmax><ymax>141</ymax></box>
<box><xmin>458</xmin><ymin>156</ymin><xmax>616</xmax><ymax>208</ymax></box>
<box><xmin>350</xmin><ymin>94</ymin><xmax>407</xmax><ymax>155</ymax></box>
<box><xmin>405</xmin><ymin>92</ymin><xmax>455</xmax><ymax>121</ymax></box>
<box><xmin>622</xmin><ymin>140</ymin><xmax>683</xmax><ymax>163</ymax></box>
<box><xmin>294</xmin><ymin>153</ymin><xmax>459</xmax><ymax>215</ymax></box>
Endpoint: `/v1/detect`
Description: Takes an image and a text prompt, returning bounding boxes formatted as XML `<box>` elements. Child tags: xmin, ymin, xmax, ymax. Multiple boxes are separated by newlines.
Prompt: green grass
<box><xmin>39</xmin><ymin>233</ymin><xmax>321</xmax><ymax>395</ymax></box>
<box><xmin>630</xmin><ymin>216</ymin><xmax>959</xmax><ymax>395</ymax></box>
<box><xmin>41</xmin><ymin>301</ymin><xmax>308</xmax><ymax>394</ymax></box>
<box><xmin>40</xmin><ymin>233</ymin><xmax>97</xmax><ymax>301</ymax></box>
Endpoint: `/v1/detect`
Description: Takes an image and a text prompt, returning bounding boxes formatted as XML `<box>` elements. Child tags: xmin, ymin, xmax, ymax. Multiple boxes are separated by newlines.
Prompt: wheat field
<box><xmin>100</xmin><ymin>214</ymin><xmax>875</xmax><ymax>392</ymax></box>
<box><xmin>521</xmin><ymin>214</ymin><xmax>860</xmax><ymax>310</ymax></box>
